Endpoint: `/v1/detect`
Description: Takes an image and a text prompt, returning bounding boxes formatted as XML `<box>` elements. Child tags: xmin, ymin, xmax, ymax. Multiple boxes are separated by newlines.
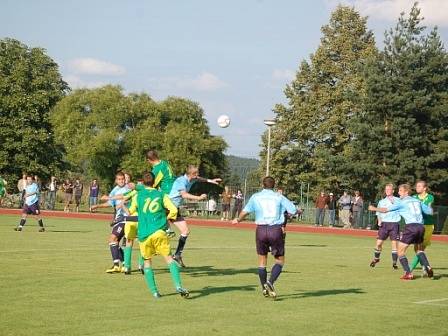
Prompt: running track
<box><xmin>1</xmin><ymin>208</ymin><xmax>447</xmax><ymax>243</ymax></box>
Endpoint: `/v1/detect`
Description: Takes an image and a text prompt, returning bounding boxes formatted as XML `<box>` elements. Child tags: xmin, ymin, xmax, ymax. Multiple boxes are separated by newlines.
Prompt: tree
<box><xmin>0</xmin><ymin>38</ymin><xmax>68</xmax><ymax>188</ymax></box>
<box><xmin>266</xmin><ymin>6</ymin><xmax>377</xmax><ymax>196</ymax></box>
<box><xmin>349</xmin><ymin>3</ymin><xmax>448</xmax><ymax>200</ymax></box>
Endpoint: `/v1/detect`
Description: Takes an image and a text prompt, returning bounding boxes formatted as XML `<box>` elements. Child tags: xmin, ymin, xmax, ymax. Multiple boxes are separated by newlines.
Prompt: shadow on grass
<box><xmin>275</xmin><ymin>288</ymin><xmax>366</xmax><ymax>301</ymax></box>
<box><xmin>431</xmin><ymin>273</ymin><xmax>448</xmax><ymax>280</ymax></box>
<box><xmin>295</xmin><ymin>244</ymin><xmax>327</xmax><ymax>247</ymax></box>
<box><xmin>188</xmin><ymin>284</ymin><xmax>257</xmax><ymax>300</ymax></box>
<box><xmin>152</xmin><ymin>265</ymin><xmax>301</xmax><ymax>277</ymax></box>
<box><xmin>49</xmin><ymin>230</ymin><xmax>92</xmax><ymax>233</ymax></box>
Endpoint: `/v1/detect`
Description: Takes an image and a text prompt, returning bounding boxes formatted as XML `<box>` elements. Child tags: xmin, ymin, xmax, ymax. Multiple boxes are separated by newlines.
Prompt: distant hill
<box><xmin>226</xmin><ymin>155</ymin><xmax>260</xmax><ymax>181</ymax></box>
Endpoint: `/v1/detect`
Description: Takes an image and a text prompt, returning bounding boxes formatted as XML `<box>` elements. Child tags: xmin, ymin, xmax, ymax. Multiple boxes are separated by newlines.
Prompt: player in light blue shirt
<box><xmin>233</xmin><ymin>176</ymin><xmax>297</xmax><ymax>299</ymax></box>
<box><xmin>168</xmin><ymin>165</ymin><xmax>221</xmax><ymax>268</ymax></box>
<box><xmin>369</xmin><ymin>184</ymin><xmax>401</xmax><ymax>269</ymax></box>
<box><xmin>91</xmin><ymin>172</ymin><xmax>131</xmax><ymax>273</ymax></box>
<box><xmin>368</xmin><ymin>183</ymin><xmax>434</xmax><ymax>280</ymax></box>
<box><xmin>14</xmin><ymin>175</ymin><xmax>45</xmax><ymax>232</ymax></box>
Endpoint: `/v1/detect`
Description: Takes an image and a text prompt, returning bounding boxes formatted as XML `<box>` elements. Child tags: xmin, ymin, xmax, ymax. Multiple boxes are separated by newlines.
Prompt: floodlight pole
<box><xmin>264</xmin><ymin>119</ymin><xmax>276</xmax><ymax>176</ymax></box>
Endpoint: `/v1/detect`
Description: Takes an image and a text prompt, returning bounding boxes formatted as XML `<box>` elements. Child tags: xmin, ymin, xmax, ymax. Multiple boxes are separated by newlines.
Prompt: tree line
<box><xmin>264</xmin><ymin>3</ymin><xmax>448</xmax><ymax>203</ymax></box>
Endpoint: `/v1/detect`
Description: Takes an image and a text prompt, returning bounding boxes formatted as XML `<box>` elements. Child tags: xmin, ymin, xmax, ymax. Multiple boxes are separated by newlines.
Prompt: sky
<box><xmin>2</xmin><ymin>0</ymin><xmax>448</xmax><ymax>158</ymax></box>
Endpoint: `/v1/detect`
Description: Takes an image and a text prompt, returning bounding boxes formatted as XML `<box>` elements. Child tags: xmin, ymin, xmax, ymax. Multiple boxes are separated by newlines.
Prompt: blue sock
<box><xmin>417</xmin><ymin>251</ymin><xmax>430</xmax><ymax>268</ymax></box>
<box><xmin>269</xmin><ymin>264</ymin><xmax>283</xmax><ymax>284</ymax></box>
<box><xmin>258</xmin><ymin>267</ymin><xmax>267</xmax><ymax>286</ymax></box>
<box><xmin>399</xmin><ymin>256</ymin><xmax>411</xmax><ymax>273</ymax></box>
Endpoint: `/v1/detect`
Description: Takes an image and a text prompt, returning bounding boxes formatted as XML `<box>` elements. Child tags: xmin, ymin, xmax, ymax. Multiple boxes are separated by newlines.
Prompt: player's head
<box><xmin>415</xmin><ymin>180</ymin><xmax>427</xmax><ymax>194</ymax></box>
<box><xmin>186</xmin><ymin>165</ymin><xmax>199</xmax><ymax>180</ymax></box>
<box><xmin>146</xmin><ymin>149</ymin><xmax>160</xmax><ymax>165</ymax></box>
<box><xmin>398</xmin><ymin>183</ymin><xmax>411</xmax><ymax>198</ymax></box>
<box><xmin>26</xmin><ymin>175</ymin><xmax>33</xmax><ymax>184</ymax></box>
<box><xmin>263</xmin><ymin>176</ymin><xmax>275</xmax><ymax>189</ymax></box>
<box><xmin>384</xmin><ymin>183</ymin><xmax>394</xmax><ymax>196</ymax></box>
<box><xmin>277</xmin><ymin>188</ymin><xmax>283</xmax><ymax>195</ymax></box>
<box><xmin>115</xmin><ymin>172</ymin><xmax>126</xmax><ymax>187</ymax></box>
<box><xmin>123</xmin><ymin>172</ymin><xmax>132</xmax><ymax>184</ymax></box>
<box><xmin>142</xmin><ymin>172</ymin><xmax>155</xmax><ymax>187</ymax></box>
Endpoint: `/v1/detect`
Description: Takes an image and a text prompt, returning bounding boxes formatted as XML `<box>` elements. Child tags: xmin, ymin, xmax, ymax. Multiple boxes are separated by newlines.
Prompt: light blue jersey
<box><xmin>243</xmin><ymin>189</ymin><xmax>296</xmax><ymax>226</ymax></box>
<box><xmin>24</xmin><ymin>183</ymin><xmax>39</xmax><ymax>206</ymax></box>
<box><xmin>376</xmin><ymin>196</ymin><xmax>401</xmax><ymax>223</ymax></box>
<box><xmin>169</xmin><ymin>175</ymin><xmax>195</xmax><ymax>207</ymax></box>
<box><xmin>387</xmin><ymin>196</ymin><xmax>433</xmax><ymax>225</ymax></box>
<box><xmin>108</xmin><ymin>185</ymin><xmax>131</xmax><ymax>218</ymax></box>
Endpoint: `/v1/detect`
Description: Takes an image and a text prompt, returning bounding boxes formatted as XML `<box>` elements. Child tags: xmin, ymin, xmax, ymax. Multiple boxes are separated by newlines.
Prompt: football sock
<box><xmin>18</xmin><ymin>218</ymin><xmax>26</xmax><ymax>227</ymax></box>
<box><xmin>118</xmin><ymin>247</ymin><xmax>124</xmax><ymax>262</ymax></box>
<box><xmin>410</xmin><ymin>255</ymin><xmax>420</xmax><ymax>271</ymax></box>
<box><xmin>174</xmin><ymin>235</ymin><xmax>188</xmax><ymax>256</ymax></box>
<box><xmin>144</xmin><ymin>267</ymin><xmax>158</xmax><ymax>294</ymax></box>
<box><xmin>399</xmin><ymin>256</ymin><xmax>411</xmax><ymax>273</ymax></box>
<box><xmin>391</xmin><ymin>250</ymin><xmax>398</xmax><ymax>264</ymax></box>
<box><xmin>258</xmin><ymin>267</ymin><xmax>267</xmax><ymax>286</ymax></box>
<box><xmin>374</xmin><ymin>248</ymin><xmax>381</xmax><ymax>260</ymax></box>
<box><xmin>416</xmin><ymin>251</ymin><xmax>430</xmax><ymax>268</ymax></box>
<box><xmin>38</xmin><ymin>219</ymin><xmax>44</xmax><ymax>227</ymax></box>
<box><xmin>168</xmin><ymin>261</ymin><xmax>182</xmax><ymax>289</ymax></box>
<box><xmin>109</xmin><ymin>242</ymin><xmax>120</xmax><ymax>265</ymax></box>
<box><xmin>124</xmin><ymin>246</ymin><xmax>132</xmax><ymax>269</ymax></box>
<box><xmin>269</xmin><ymin>263</ymin><xmax>283</xmax><ymax>284</ymax></box>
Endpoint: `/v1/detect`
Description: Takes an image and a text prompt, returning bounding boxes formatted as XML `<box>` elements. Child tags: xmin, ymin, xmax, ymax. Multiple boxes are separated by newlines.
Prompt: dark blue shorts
<box><xmin>400</xmin><ymin>224</ymin><xmax>425</xmax><ymax>245</ymax></box>
<box><xmin>173</xmin><ymin>208</ymin><xmax>185</xmax><ymax>223</ymax></box>
<box><xmin>377</xmin><ymin>222</ymin><xmax>400</xmax><ymax>241</ymax></box>
<box><xmin>23</xmin><ymin>202</ymin><xmax>40</xmax><ymax>215</ymax></box>
<box><xmin>111</xmin><ymin>222</ymin><xmax>125</xmax><ymax>240</ymax></box>
<box><xmin>256</xmin><ymin>225</ymin><xmax>285</xmax><ymax>257</ymax></box>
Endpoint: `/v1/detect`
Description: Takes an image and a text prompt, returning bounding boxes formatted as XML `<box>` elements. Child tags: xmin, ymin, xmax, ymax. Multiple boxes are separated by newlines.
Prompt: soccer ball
<box><xmin>217</xmin><ymin>115</ymin><xmax>230</xmax><ymax>128</ymax></box>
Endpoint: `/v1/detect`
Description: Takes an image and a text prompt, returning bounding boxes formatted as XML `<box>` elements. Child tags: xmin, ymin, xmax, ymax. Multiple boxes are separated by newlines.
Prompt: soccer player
<box><xmin>368</xmin><ymin>184</ymin><xmax>434</xmax><ymax>280</ymax></box>
<box><xmin>0</xmin><ymin>175</ymin><xmax>7</xmax><ymax>207</ymax></box>
<box><xmin>91</xmin><ymin>172</ymin><xmax>130</xmax><ymax>273</ymax></box>
<box><xmin>410</xmin><ymin>180</ymin><xmax>435</xmax><ymax>275</ymax></box>
<box><xmin>135</xmin><ymin>172</ymin><xmax>189</xmax><ymax>298</ymax></box>
<box><xmin>145</xmin><ymin>149</ymin><xmax>176</xmax><ymax>237</ymax></box>
<box><xmin>232</xmin><ymin>176</ymin><xmax>296</xmax><ymax>299</ymax></box>
<box><xmin>168</xmin><ymin>165</ymin><xmax>221</xmax><ymax>267</ymax></box>
<box><xmin>369</xmin><ymin>183</ymin><xmax>400</xmax><ymax>269</ymax></box>
<box><xmin>14</xmin><ymin>175</ymin><xmax>45</xmax><ymax>232</ymax></box>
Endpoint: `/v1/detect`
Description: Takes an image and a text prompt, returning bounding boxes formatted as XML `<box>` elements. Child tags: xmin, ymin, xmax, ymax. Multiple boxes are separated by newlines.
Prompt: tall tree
<box><xmin>0</xmin><ymin>38</ymin><xmax>68</xmax><ymax>187</ymax></box>
<box><xmin>349</xmin><ymin>3</ymin><xmax>448</xmax><ymax>200</ymax></box>
<box><xmin>266</xmin><ymin>6</ymin><xmax>377</xmax><ymax>195</ymax></box>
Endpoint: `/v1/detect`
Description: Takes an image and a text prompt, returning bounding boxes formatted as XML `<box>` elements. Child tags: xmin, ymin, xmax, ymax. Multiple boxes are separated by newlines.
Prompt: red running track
<box><xmin>1</xmin><ymin>208</ymin><xmax>447</xmax><ymax>243</ymax></box>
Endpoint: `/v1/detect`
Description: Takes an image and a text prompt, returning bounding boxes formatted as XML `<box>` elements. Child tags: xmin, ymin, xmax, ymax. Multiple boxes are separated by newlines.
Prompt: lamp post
<box><xmin>264</xmin><ymin>119</ymin><xmax>276</xmax><ymax>176</ymax></box>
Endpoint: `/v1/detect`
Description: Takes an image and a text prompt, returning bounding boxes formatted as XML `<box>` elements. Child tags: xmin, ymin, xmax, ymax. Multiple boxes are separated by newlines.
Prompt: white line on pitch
<box><xmin>414</xmin><ymin>298</ymin><xmax>448</xmax><ymax>306</ymax></box>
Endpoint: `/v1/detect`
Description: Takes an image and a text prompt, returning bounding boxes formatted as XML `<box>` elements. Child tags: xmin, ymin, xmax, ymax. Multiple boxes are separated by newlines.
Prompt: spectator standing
<box><xmin>352</xmin><ymin>190</ymin><xmax>364</xmax><ymax>229</ymax></box>
<box><xmin>314</xmin><ymin>191</ymin><xmax>328</xmax><ymax>227</ymax></box>
<box><xmin>17</xmin><ymin>173</ymin><xmax>27</xmax><ymax>208</ymax></box>
<box><xmin>338</xmin><ymin>191</ymin><xmax>352</xmax><ymax>228</ymax></box>
<box><xmin>46</xmin><ymin>176</ymin><xmax>57</xmax><ymax>210</ymax></box>
<box><xmin>62</xmin><ymin>179</ymin><xmax>73</xmax><ymax>212</ymax></box>
<box><xmin>73</xmin><ymin>178</ymin><xmax>83</xmax><ymax>212</ymax></box>
<box><xmin>221</xmin><ymin>186</ymin><xmax>232</xmax><ymax>221</ymax></box>
<box><xmin>328</xmin><ymin>193</ymin><xmax>337</xmax><ymax>227</ymax></box>
<box><xmin>232</xmin><ymin>189</ymin><xmax>244</xmax><ymax>219</ymax></box>
<box><xmin>89</xmin><ymin>179</ymin><xmax>100</xmax><ymax>208</ymax></box>
<box><xmin>207</xmin><ymin>198</ymin><xmax>217</xmax><ymax>216</ymax></box>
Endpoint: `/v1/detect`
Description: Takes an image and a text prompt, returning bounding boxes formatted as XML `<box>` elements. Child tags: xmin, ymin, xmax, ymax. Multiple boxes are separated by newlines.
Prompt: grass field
<box><xmin>0</xmin><ymin>214</ymin><xmax>447</xmax><ymax>336</ymax></box>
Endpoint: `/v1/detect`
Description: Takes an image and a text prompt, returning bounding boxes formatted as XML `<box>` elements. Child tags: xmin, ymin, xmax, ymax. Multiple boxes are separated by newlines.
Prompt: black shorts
<box><xmin>400</xmin><ymin>224</ymin><xmax>425</xmax><ymax>245</ymax></box>
<box><xmin>23</xmin><ymin>202</ymin><xmax>40</xmax><ymax>215</ymax></box>
<box><xmin>174</xmin><ymin>208</ymin><xmax>185</xmax><ymax>222</ymax></box>
<box><xmin>255</xmin><ymin>225</ymin><xmax>285</xmax><ymax>257</ymax></box>
<box><xmin>377</xmin><ymin>222</ymin><xmax>400</xmax><ymax>241</ymax></box>
<box><xmin>111</xmin><ymin>222</ymin><xmax>125</xmax><ymax>240</ymax></box>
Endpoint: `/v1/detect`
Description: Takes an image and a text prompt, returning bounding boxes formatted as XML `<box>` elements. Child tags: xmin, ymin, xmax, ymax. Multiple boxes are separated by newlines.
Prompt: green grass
<box><xmin>0</xmin><ymin>214</ymin><xmax>447</xmax><ymax>336</ymax></box>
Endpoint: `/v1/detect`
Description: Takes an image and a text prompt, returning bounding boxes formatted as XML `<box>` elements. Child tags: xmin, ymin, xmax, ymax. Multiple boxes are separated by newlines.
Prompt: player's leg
<box><xmin>410</xmin><ymin>225</ymin><xmax>433</xmax><ymax>272</ymax></box>
<box><xmin>106</xmin><ymin>223</ymin><xmax>125</xmax><ymax>273</ymax></box>
<box><xmin>14</xmin><ymin>212</ymin><xmax>28</xmax><ymax>231</ymax></box>
<box><xmin>397</xmin><ymin>241</ymin><xmax>413</xmax><ymax>279</ymax></box>
<box><xmin>414</xmin><ymin>226</ymin><xmax>433</xmax><ymax>278</ymax></box>
<box><xmin>172</xmin><ymin>218</ymin><xmax>190</xmax><ymax>267</ymax></box>
<box><xmin>123</xmin><ymin>220</ymin><xmax>137</xmax><ymax>274</ymax></box>
<box><xmin>264</xmin><ymin>226</ymin><xmax>285</xmax><ymax>299</ymax></box>
<box><xmin>391</xmin><ymin>239</ymin><xmax>398</xmax><ymax>269</ymax></box>
<box><xmin>370</xmin><ymin>239</ymin><xmax>384</xmax><ymax>267</ymax></box>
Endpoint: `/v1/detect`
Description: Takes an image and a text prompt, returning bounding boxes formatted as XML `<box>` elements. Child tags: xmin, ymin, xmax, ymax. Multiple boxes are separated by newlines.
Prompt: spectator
<box><xmin>352</xmin><ymin>190</ymin><xmax>364</xmax><ymax>229</ymax></box>
<box><xmin>89</xmin><ymin>179</ymin><xmax>99</xmax><ymax>208</ymax></box>
<box><xmin>207</xmin><ymin>198</ymin><xmax>217</xmax><ymax>215</ymax></box>
<box><xmin>62</xmin><ymin>179</ymin><xmax>73</xmax><ymax>212</ymax></box>
<box><xmin>17</xmin><ymin>173</ymin><xmax>27</xmax><ymax>208</ymax></box>
<box><xmin>73</xmin><ymin>178</ymin><xmax>83</xmax><ymax>212</ymax></box>
<box><xmin>46</xmin><ymin>176</ymin><xmax>57</xmax><ymax>210</ymax></box>
<box><xmin>338</xmin><ymin>191</ymin><xmax>352</xmax><ymax>229</ymax></box>
<box><xmin>328</xmin><ymin>193</ymin><xmax>337</xmax><ymax>227</ymax></box>
<box><xmin>315</xmin><ymin>191</ymin><xmax>327</xmax><ymax>227</ymax></box>
<box><xmin>232</xmin><ymin>189</ymin><xmax>244</xmax><ymax>219</ymax></box>
<box><xmin>221</xmin><ymin>186</ymin><xmax>232</xmax><ymax>221</ymax></box>
<box><xmin>34</xmin><ymin>175</ymin><xmax>45</xmax><ymax>208</ymax></box>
